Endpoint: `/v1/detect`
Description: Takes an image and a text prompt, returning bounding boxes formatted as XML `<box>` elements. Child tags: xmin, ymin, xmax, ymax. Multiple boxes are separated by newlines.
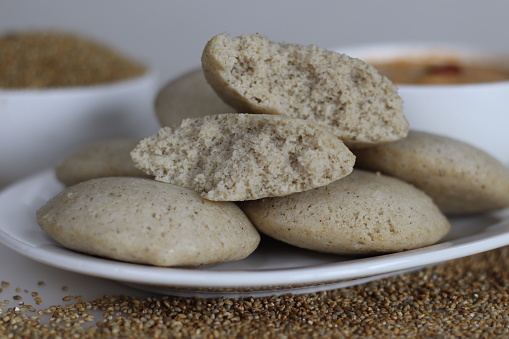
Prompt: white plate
<box><xmin>1</xmin><ymin>170</ymin><xmax>509</xmax><ymax>298</ymax></box>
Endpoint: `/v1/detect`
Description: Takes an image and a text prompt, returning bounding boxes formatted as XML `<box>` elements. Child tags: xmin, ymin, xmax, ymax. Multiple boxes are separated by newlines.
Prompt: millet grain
<box><xmin>0</xmin><ymin>31</ymin><xmax>146</xmax><ymax>89</ymax></box>
<box><xmin>1</xmin><ymin>246</ymin><xmax>509</xmax><ymax>338</ymax></box>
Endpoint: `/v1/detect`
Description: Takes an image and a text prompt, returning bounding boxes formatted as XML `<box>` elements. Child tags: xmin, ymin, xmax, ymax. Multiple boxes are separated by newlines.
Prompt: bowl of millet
<box><xmin>0</xmin><ymin>31</ymin><xmax>160</xmax><ymax>188</ymax></box>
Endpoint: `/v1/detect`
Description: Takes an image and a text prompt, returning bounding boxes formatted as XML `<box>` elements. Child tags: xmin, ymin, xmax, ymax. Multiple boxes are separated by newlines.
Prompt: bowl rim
<box><xmin>333</xmin><ymin>41</ymin><xmax>509</xmax><ymax>89</ymax></box>
<box><xmin>0</xmin><ymin>67</ymin><xmax>157</xmax><ymax>95</ymax></box>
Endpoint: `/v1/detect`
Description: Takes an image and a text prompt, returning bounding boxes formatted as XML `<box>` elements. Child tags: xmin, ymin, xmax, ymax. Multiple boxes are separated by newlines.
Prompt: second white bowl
<box><xmin>335</xmin><ymin>42</ymin><xmax>509</xmax><ymax>165</ymax></box>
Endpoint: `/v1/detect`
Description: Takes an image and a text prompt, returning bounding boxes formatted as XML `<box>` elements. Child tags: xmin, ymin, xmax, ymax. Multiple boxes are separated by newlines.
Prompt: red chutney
<box><xmin>370</xmin><ymin>58</ymin><xmax>509</xmax><ymax>85</ymax></box>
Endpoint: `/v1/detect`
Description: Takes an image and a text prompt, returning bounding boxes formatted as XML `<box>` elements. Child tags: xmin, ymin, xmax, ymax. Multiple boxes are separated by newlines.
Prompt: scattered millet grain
<box><xmin>0</xmin><ymin>31</ymin><xmax>146</xmax><ymax>89</ymax></box>
<box><xmin>1</xmin><ymin>245</ymin><xmax>509</xmax><ymax>338</ymax></box>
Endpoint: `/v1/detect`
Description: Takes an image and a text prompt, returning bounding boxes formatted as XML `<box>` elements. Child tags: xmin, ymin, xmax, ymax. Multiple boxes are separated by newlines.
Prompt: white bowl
<box><xmin>0</xmin><ymin>71</ymin><xmax>161</xmax><ymax>188</ymax></box>
<box><xmin>335</xmin><ymin>42</ymin><xmax>509</xmax><ymax>165</ymax></box>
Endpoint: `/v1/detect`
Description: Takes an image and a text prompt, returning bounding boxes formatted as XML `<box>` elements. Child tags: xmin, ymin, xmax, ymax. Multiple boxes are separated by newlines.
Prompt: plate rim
<box><xmin>1</xmin><ymin>169</ymin><xmax>509</xmax><ymax>290</ymax></box>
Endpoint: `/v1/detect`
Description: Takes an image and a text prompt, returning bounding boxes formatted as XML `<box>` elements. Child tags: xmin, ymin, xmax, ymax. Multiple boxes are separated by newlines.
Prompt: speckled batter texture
<box><xmin>354</xmin><ymin>130</ymin><xmax>509</xmax><ymax>215</ymax></box>
<box><xmin>131</xmin><ymin>113</ymin><xmax>355</xmax><ymax>201</ymax></box>
<box><xmin>201</xmin><ymin>33</ymin><xmax>408</xmax><ymax>148</ymax></box>
<box><xmin>155</xmin><ymin>68</ymin><xmax>235</xmax><ymax>127</ymax></box>
<box><xmin>55</xmin><ymin>138</ymin><xmax>150</xmax><ymax>186</ymax></box>
<box><xmin>239</xmin><ymin>170</ymin><xmax>450</xmax><ymax>255</ymax></box>
<box><xmin>36</xmin><ymin>177</ymin><xmax>260</xmax><ymax>267</ymax></box>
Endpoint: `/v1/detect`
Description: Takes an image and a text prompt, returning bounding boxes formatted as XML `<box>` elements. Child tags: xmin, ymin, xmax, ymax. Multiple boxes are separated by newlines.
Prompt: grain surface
<box><xmin>0</xmin><ymin>31</ymin><xmax>145</xmax><ymax>88</ymax></box>
<box><xmin>2</xmin><ymin>244</ymin><xmax>509</xmax><ymax>338</ymax></box>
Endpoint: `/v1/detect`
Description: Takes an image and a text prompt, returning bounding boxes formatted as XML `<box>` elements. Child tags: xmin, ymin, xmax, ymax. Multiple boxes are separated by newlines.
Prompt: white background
<box><xmin>1</xmin><ymin>0</ymin><xmax>509</xmax><ymax>314</ymax></box>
